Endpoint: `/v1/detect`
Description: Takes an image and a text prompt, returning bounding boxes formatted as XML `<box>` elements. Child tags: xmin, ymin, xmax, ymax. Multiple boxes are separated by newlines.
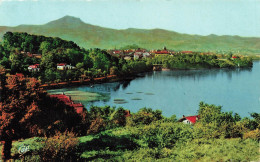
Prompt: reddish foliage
<box><xmin>0</xmin><ymin>75</ymin><xmax>88</xmax><ymax>159</ymax></box>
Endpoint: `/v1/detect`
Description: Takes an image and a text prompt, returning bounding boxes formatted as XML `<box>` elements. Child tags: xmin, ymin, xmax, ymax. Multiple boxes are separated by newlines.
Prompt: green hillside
<box><xmin>0</xmin><ymin>15</ymin><xmax>260</xmax><ymax>54</ymax></box>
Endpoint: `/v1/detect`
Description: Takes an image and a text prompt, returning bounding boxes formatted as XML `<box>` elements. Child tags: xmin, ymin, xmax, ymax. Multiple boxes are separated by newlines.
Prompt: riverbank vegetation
<box><xmin>0</xmin><ymin>32</ymin><xmax>153</xmax><ymax>83</ymax></box>
<box><xmin>0</xmin><ymin>32</ymin><xmax>253</xmax><ymax>85</ymax></box>
<box><xmin>152</xmin><ymin>53</ymin><xmax>253</xmax><ymax>69</ymax></box>
<box><xmin>1</xmin><ymin>101</ymin><xmax>259</xmax><ymax>161</ymax></box>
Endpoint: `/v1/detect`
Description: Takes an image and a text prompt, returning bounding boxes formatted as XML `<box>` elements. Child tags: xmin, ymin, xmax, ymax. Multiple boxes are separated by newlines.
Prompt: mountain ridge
<box><xmin>0</xmin><ymin>16</ymin><xmax>259</xmax><ymax>54</ymax></box>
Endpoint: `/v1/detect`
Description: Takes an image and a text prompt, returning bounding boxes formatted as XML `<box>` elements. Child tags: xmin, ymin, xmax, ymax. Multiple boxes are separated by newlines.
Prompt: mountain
<box><xmin>0</xmin><ymin>15</ymin><xmax>260</xmax><ymax>55</ymax></box>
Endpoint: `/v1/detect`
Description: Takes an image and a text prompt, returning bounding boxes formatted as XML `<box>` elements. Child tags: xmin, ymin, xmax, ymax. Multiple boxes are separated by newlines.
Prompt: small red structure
<box><xmin>15</xmin><ymin>73</ymin><xmax>24</xmax><ymax>78</ymax></box>
<box><xmin>28</xmin><ymin>64</ymin><xmax>40</xmax><ymax>72</ymax></box>
<box><xmin>50</xmin><ymin>94</ymin><xmax>85</xmax><ymax>114</ymax></box>
<box><xmin>113</xmin><ymin>50</ymin><xmax>122</xmax><ymax>54</ymax></box>
<box><xmin>155</xmin><ymin>50</ymin><xmax>169</xmax><ymax>54</ymax></box>
<box><xmin>181</xmin><ymin>51</ymin><xmax>193</xmax><ymax>54</ymax></box>
<box><xmin>232</xmin><ymin>56</ymin><xmax>238</xmax><ymax>59</ymax></box>
<box><xmin>179</xmin><ymin>115</ymin><xmax>199</xmax><ymax>124</ymax></box>
<box><xmin>124</xmin><ymin>110</ymin><xmax>131</xmax><ymax>117</ymax></box>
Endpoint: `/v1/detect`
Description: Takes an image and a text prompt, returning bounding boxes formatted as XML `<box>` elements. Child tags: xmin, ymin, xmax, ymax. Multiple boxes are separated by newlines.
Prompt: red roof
<box><xmin>72</xmin><ymin>103</ymin><xmax>84</xmax><ymax>109</ymax></box>
<box><xmin>179</xmin><ymin>115</ymin><xmax>199</xmax><ymax>124</ymax></box>
<box><xmin>155</xmin><ymin>50</ymin><xmax>169</xmax><ymax>54</ymax></box>
<box><xmin>57</xmin><ymin>63</ymin><xmax>67</xmax><ymax>66</ymax></box>
<box><xmin>50</xmin><ymin>94</ymin><xmax>72</xmax><ymax>104</ymax></box>
<box><xmin>50</xmin><ymin>94</ymin><xmax>85</xmax><ymax>114</ymax></box>
<box><xmin>16</xmin><ymin>73</ymin><xmax>24</xmax><ymax>77</ymax></box>
<box><xmin>125</xmin><ymin>110</ymin><xmax>131</xmax><ymax>117</ymax></box>
<box><xmin>181</xmin><ymin>51</ymin><xmax>193</xmax><ymax>54</ymax></box>
<box><xmin>185</xmin><ymin>116</ymin><xmax>198</xmax><ymax>124</ymax></box>
<box><xmin>232</xmin><ymin>56</ymin><xmax>237</xmax><ymax>58</ymax></box>
<box><xmin>29</xmin><ymin>64</ymin><xmax>39</xmax><ymax>69</ymax></box>
<box><xmin>29</xmin><ymin>65</ymin><xmax>36</xmax><ymax>68</ymax></box>
<box><xmin>113</xmin><ymin>50</ymin><xmax>122</xmax><ymax>54</ymax></box>
<box><xmin>75</xmin><ymin>107</ymin><xmax>84</xmax><ymax>114</ymax></box>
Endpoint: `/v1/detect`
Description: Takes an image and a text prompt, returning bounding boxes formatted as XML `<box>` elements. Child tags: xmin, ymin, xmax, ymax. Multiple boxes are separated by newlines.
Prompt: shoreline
<box><xmin>41</xmin><ymin>64</ymin><xmax>255</xmax><ymax>90</ymax></box>
<box><xmin>41</xmin><ymin>75</ymin><xmax>137</xmax><ymax>90</ymax></box>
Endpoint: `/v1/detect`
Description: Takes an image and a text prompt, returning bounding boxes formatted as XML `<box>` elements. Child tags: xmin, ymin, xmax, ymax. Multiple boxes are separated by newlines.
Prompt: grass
<box><xmin>2</xmin><ymin>126</ymin><xmax>258</xmax><ymax>161</ymax></box>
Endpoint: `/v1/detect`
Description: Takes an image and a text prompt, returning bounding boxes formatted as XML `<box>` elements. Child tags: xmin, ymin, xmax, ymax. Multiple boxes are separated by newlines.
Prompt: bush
<box><xmin>87</xmin><ymin>117</ymin><xmax>106</xmax><ymax>134</ymax></box>
<box><xmin>39</xmin><ymin>132</ymin><xmax>80</xmax><ymax>161</ymax></box>
<box><xmin>127</xmin><ymin>108</ymin><xmax>163</xmax><ymax>126</ymax></box>
<box><xmin>132</xmin><ymin>122</ymin><xmax>193</xmax><ymax>148</ymax></box>
<box><xmin>243</xmin><ymin>129</ymin><xmax>260</xmax><ymax>140</ymax></box>
<box><xmin>196</xmin><ymin>102</ymin><xmax>243</xmax><ymax>138</ymax></box>
<box><xmin>110</xmin><ymin>107</ymin><xmax>127</xmax><ymax>127</ymax></box>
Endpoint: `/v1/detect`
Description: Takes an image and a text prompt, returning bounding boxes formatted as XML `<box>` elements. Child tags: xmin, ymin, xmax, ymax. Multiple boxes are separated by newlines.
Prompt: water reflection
<box><xmin>49</xmin><ymin>62</ymin><xmax>259</xmax><ymax>118</ymax></box>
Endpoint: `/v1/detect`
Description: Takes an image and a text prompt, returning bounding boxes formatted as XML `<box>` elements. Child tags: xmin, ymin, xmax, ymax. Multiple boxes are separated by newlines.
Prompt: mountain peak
<box><xmin>46</xmin><ymin>15</ymin><xmax>85</xmax><ymax>26</ymax></box>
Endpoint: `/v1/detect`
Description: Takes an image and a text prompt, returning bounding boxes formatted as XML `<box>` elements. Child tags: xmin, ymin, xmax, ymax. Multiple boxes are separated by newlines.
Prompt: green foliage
<box><xmin>120</xmin><ymin>44</ymin><xmax>140</xmax><ymax>50</ymax></box>
<box><xmin>194</xmin><ymin>102</ymin><xmax>248</xmax><ymax>138</ymax></box>
<box><xmin>87</xmin><ymin>106</ymin><xmax>129</xmax><ymax>134</ymax></box>
<box><xmin>109</xmin><ymin>66</ymin><xmax>119</xmax><ymax>75</ymax></box>
<box><xmin>110</xmin><ymin>107</ymin><xmax>127</xmax><ymax>127</ymax></box>
<box><xmin>152</xmin><ymin>53</ymin><xmax>252</xmax><ymax>69</ymax></box>
<box><xmin>170</xmin><ymin>138</ymin><xmax>259</xmax><ymax>161</ymax></box>
<box><xmin>2</xmin><ymin>32</ymin><xmax>80</xmax><ymax>53</ymax></box>
<box><xmin>120</xmin><ymin>60</ymin><xmax>152</xmax><ymax>76</ymax></box>
<box><xmin>128</xmin><ymin>107</ymin><xmax>163</xmax><ymax>126</ymax></box>
<box><xmin>0</xmin><ymin>32</ymin><xmax>121</xmax><ymax>83</ymax></box>
<box><xmin>1</xmin><ymin>101</ymin><xmax>260</xmax><ymax>161</ymax></box>
<box><xmin>243</xmin><ymin>129</ymin><xmax>260</xmax><ymax>140</ymax></box>
<box><xmin>11</xmin><ymin>137</ymin><xmax>45</xmax><ymax>158</ymax></box>
<box><xmin>134</xmin><ymin>122</ymin><xmax>193</xmax><ymax>148</ymax></box>
<box><xmin>89</xmin><ymin>48</ymin><xmax>111</xmax><ymax>72</ymax></box>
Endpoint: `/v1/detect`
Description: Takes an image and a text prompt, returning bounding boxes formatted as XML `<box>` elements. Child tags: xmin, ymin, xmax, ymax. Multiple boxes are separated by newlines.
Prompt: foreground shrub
<box><xmin>243</xmin><ymin>129</ymin><xmax>260</xmax><ymax>140</ymax></box>
<box><xmin>87</xmin><ymin>117</ymin><xmax>106</xmax><ymax>134</ymax></box>
<box><xmin>39</xmin><ymin>132</ymin><xmax>80</xmax><ymax>161</ymax></box>
<box><xmin>195</xmin><ymin>102</ymin><xmax>244</xmax><ymax>138</ymax></box>
<box><xmin>110</xmin><ymin>107</ymin><xmax>127</xmax><ymax>127</ymax></box>
<box><xmin>131</xmin><ymin>122</ymin><xmax>193</xmax><ymax>148</ymax></box>
<box><xmin>127</xmin><ymin>108</ymin><xmax>163</xmax><ymax>126</ymax></box>
<box><xmin>171</xmin><ymin>138</ymin><xmax>259</xmax><ymax>161</ymax></box>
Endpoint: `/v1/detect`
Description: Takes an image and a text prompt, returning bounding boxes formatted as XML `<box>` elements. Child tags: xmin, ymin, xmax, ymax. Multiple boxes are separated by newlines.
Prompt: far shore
<box><xmin>41</xmin><ymin>74</ymin><xmax>136</xmax><ymax>90</ymax></box>
<box><xmin>41</xmin><ymin>63</ymin><xmax>256</xmax><ymax>90</ymax></box>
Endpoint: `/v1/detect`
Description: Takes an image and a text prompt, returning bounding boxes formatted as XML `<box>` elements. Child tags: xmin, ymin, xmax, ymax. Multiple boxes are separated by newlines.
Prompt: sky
<box><xmin>0</xmin><ymin>0</ymin><xmax>260</xmax><ymax>37</ymax></box>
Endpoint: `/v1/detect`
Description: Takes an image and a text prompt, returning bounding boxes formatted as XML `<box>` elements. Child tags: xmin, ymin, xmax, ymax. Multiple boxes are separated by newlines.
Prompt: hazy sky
<box><xmin>0</xmin><ymin>0</ymin><xmax>260</xmax><ymax>37</ymax></box>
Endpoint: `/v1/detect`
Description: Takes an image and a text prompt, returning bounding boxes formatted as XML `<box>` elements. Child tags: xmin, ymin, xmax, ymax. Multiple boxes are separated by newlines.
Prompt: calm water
<box><xmin>49</xmin><ymin>61</ymin><xmax>260</xmax><ymax>118</ymax></box>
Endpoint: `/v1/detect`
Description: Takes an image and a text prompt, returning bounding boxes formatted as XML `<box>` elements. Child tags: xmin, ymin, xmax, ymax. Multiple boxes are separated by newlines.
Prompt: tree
<box><xmin>65</xmin><ymin>49</ymin><xmax>84</xmax><ymax>65</ymax></box>
<box><xmin>110</xmin><ymin>66</ymin><xmax>119</xmax><ymax>75</ymax></box>
<box><xmin>0</xmin><ymin>75</ymin><xmax>45</xmax><ymax>159</ymax></box>
<box><xmin>40</xmin><ymin>41</ymin><xmax>52</xmax><ymax>54</ymax></box>
<box><xmin>9</xmin><ymin>53</ymin><xmax>25</xmax><ymax>73</ymax></box>
<box><xmin>0</xmin><ymin>75</ymin><xmax>87</xmax><ymax>160</ymax></box>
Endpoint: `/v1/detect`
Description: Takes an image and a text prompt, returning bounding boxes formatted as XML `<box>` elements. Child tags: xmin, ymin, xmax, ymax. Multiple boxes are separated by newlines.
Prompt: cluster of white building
<box><xmin>28</xmin><ymin>63</ymin><xmax>75</xmax><ymax>72</ymax></box>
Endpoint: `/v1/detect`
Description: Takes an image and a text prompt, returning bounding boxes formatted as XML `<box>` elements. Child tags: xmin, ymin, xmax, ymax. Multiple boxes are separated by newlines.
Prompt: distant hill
<box><xmin>0</xmin><ymin>15</ymin><xmax>260</xmax><ymax>55</ymax></box>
